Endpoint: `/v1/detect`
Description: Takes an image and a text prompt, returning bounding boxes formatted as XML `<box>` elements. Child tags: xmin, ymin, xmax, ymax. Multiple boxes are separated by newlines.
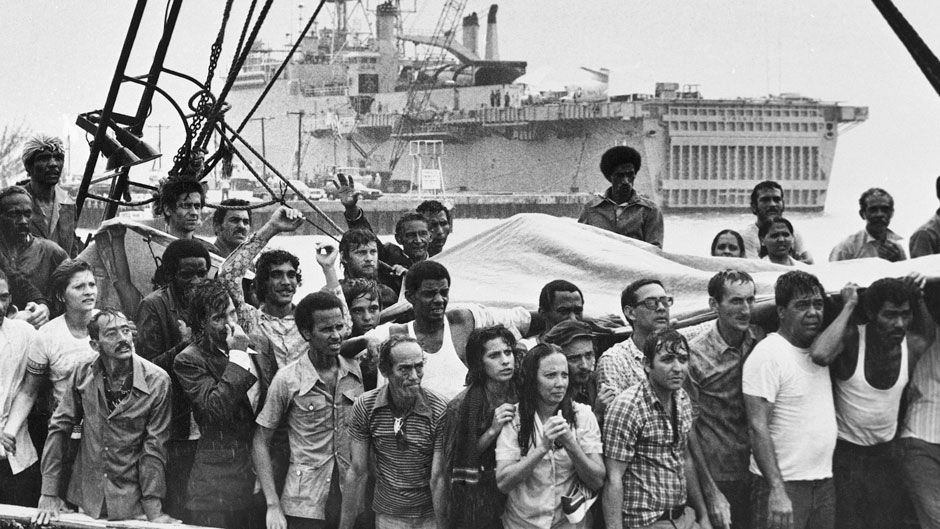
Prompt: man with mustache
<box><xmin>0</xmin><ymin>186</ymin><xmax>67</xmax><ymax>303</ymax></box>
<box><xmin>19</xmin><ymin>135</ymin><xmax>83</xmax><ymax>259</ymax></box>
<box><xmin>743</xmin><ymin>271</ymin><xmax>836</xmax><ymax>529</ymax></box>
<box><xmin>578</xmin><ymin>146</ymin><xmax>665</xmax><ymax>248</ymax></box>
<box><xmin>212</xmin><ymin>200</ymin><xmax>253</xmax><ymax>258</ymax></box>
<box><xmin>809</xmin><ymin>275</ymin><xmax>935</xmax><ymax>529</ymax></box>
<box><xmin>740</xmin><ymin>181</ymin><xmax>813</xmax><ymax>263</ymax></box>
<box><xmin>33</xmin><ymin>309</ymin><xmax>177</xmax><ymax>524</ymax></box>
<box><xmin>829</xmin><ymin>188</ymin><xmax>906</xmax><ymax>262</ymax></box>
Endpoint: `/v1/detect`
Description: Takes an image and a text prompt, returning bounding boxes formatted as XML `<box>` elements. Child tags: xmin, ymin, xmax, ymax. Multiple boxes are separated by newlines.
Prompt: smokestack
<box><xmin>376</xmin><ymin>2</ymin><xmax>399</xmax><ymax>43</ymax></box>
<box><xmin>485</xmin><ymin>5</ymin><xmax>499</xmax><ymax>60</ymax></box>
<box><xmin>462</xmin><ymin>13</ymin><xmax>479</xmax><ymax>57</ymax></box>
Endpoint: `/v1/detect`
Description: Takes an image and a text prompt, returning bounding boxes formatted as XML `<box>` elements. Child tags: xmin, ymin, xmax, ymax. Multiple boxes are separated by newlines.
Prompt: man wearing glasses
<box><xmin>340</xmin><ymin>335</ymin><xmax>448</xmax><ymax>529</ymax></box>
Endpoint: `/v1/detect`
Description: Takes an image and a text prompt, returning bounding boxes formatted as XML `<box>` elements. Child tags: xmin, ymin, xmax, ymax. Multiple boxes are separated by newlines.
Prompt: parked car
<box><xmin>325</xmin><ymin>181</ymin><xmax>383</xmax><ymax>200</ymax></box>
<box><xmin>257</xmin><ymin>179</ymin><xmax>325</xmax><ymax>201</ymax></box>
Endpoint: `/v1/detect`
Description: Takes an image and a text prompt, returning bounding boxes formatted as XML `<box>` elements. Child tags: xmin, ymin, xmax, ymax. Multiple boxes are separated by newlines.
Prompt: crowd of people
<box><xmin>0</xmin><ymin>136</ymin><xmax>939</xmax><ymax>529</ymax></box>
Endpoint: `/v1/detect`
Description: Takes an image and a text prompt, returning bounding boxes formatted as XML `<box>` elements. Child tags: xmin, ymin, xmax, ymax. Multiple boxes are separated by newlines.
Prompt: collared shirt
<box><xmin>829</xmin><ymin>228</ymin><xmax>907</xmax><ymax>262</ymax></box>
<box><xmin>495</xmin><ymin>402</ymin><xmax>603</xmax><ymax>529</ymax></box>
<box><xmin>348</xmin><ymin>385</ymin><xmax>448</xmax><ymax>518</ymax></box>
<box><xmin>597</xmin><ymin>338</ymin><xmax>647</xmax><ymax>395</ymax></box>
<box><xmin>604</xmin><ymin>382</ymin><xmax>693</xmax><ymax>528</ymax></box>
<box><xmin>909</xmin><ymin>209</ymin><xmax>940</xmax><ymax>258</ymax></box>
<box><xmin>40</xmin><ymin>355</ymin><xmax>171</xmax><ymax>521</ymax></box>
<box><xmin>22</xmin><ymin>183</ymin><xmax>84</xmax><ymax>259</ymax></box>
<box><xmin>257</xmin><ymin>353</ymin><xmax>363</xmax><ymax>519</ymax></box>
<box><xmin>219</xmin><ymin>232</ymin><xmax>308</xmax><ymax>368</ymax></box>
<box><xmin>0</xmin><ymin>318</ymin><xmax>40</xmax><ymax>473</ymax></box>
<box><xmin>578</xmin><ymin>189</ymin><xmax>664</xmax><ymax>248</ymax></box>
<box><xmin>901</xmin><ymin>339</ymin><xmax>940</xmax><ymax>444</ymax></box>
<box><xmin>687</xmin><ymin>321</ymin><xmax>765</xmax><ymax>481</ymax></box>
<box><xmin>0</xmin><ymin>236</ymin><xmax>68</xmax><ymax>301</ymax></box>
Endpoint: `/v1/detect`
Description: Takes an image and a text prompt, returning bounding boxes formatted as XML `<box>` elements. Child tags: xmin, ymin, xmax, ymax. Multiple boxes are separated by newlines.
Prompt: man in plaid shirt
<box><xmin>603</xmin><ymin>329</ymin><xmax>711</xmax><ymax>529</ymax></box>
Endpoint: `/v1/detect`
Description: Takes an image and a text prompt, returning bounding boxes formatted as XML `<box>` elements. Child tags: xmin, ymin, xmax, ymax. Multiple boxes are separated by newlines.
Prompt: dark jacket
<box><xmin>22</xmin><ymin>182</ymin><xmax>85</xmax><ymax>259</ymax></box>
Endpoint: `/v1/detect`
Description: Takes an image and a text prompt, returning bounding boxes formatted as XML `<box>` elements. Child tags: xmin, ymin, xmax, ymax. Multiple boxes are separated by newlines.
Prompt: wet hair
<box><xmin>51</xmin><ymin>259</ymin><xmax>94</xmax><ymax>302</ymax></box>
<box><xmin>404</xmin><ymin>260</ymin><xmax>450</xmax><ymax>294</ymax></box>
<box><xmin>395</xmin><ymin>212</ymin><xmax>429</xmax><ymax>238</ymax></box>
<box><xmin>87</xmin><ymin>307</ymin><xmax>128</xmax><ymax>341</ymax></box>
<box><xmin>774</xmin><ymin>270</ymin><xmax>824</xmax><ymax>308</ymax></box>
<box><xmin>187</xmin><ymin>279</ymin><xmax>232</xmax><ymax>337</ymax></box>
<box><xmin>864</xmin><ymin>277</ymin><xmax>913</xmax><ymax>318</ymax></box>
<box><xmin>465</xmin><ymin>325</ymin><xmax>518</xmax><ymax>387</ymax></box>
<box><xmin>600</xmin><ymin>146</ymin><xmax>642</xmax><ymax>179</ymax></box>
<box><xmin>152</xmin><ymin>239</ymin><xmax>211</xmax><ymax>289</ymax></box>
<box><xmin>153</xmin><ymin>175</ymin><xmax>205</xmax><ymax>220</ymax></box>
<box><xmin>642</xmin><ymin>328</ymin><xmax>690</xmax><ymax>362</ymax></box>
<box><xmin>750</xmin><ymin>181</ymin><xmax>784</xmax><ymax>213</ymax></box>
<box><xmin>538</xmin><ymin>280</ymin><xmax>583</xmax><ymax>313</ymax></box>
<box><xmin>416</xmin><ymin>200</ymin><xmax>453</xmax><ymax>225</ymax></box>
<box><xmin>707</xmin><ymin>269</ymin><xmax>755</xmax><ymax>302</ymax></box>
<box><xmin>620</xmin><ymin>278</ymin><xmax>663</xmax><ymax>309</ymax></box>
<box><xmin>517</xmin><ymin>343</ymin><xmax>574</xmax><ymax>456</ymax></box>
<box><xmin>378</xmin><ymin>334</ymin><xmax>421</xmax><ymax>376</ymax></box>
<box><xmin>858</xmin><ymin>188</ymin><xmax>893</xmax><ymax>212</ymax></box>
<box><xmin>294</xmin><ymin>291</ymin><xmax>345</xmax><ymax>336</ymax></box>
<box><xmin>758</xmin><ymin>217</ymin><xmax>794</xmax><ymax>258</ymax></box>
<box><xmin>254</xmin><ymin>249</ymin><xmax>302</xmax><ymax>301</ymax></box>
<box><xmin>0</xmin><ymin>186</ymin><xmax>30</xmax><ymax>211</ymax></box>
<box><xmin>710</xmin><ymin>229</ymin><xmax>745</xmax><ymax>258</ymax></box>
<box><xmin>212</xmin><ymin>199</ymin><xmax>252</xmax><ymax>227</ymax></box>
<box><xmin>340</xmin><ymin>278</ymin><xmax>382</xmax><ymax>309</ymax></box>
<box><xmin>340</xmin><ymin>229</ymin><xmax>381</xmax><ymax>262</ymax></box>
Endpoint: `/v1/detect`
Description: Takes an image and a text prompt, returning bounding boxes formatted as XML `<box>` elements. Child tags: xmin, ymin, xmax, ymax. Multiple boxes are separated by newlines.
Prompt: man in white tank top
<box><xmin>809</xmin><ymin>275</ymin><xmax>936</xmax><ymax>529</ymax></box>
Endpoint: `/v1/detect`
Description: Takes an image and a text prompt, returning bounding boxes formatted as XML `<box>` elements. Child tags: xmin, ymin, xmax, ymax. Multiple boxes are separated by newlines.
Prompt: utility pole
<box><xmin>287</xmin><ymin>110</ymin><xmax>305</xmax><ymax>181</ymax></box>
<box><xmin>249</xmin><ymin>116</ymin><xmax>274</xmax><ymax>178</ymax></box>
<box><xmin>147</xmin><ymin>124</ymin><xmax>169</xmax><ymax>169</ymax></box>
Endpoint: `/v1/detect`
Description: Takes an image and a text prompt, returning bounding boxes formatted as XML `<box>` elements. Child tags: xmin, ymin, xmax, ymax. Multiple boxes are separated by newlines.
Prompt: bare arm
<box><xmin>809</xmin><ymin>283</ymin><xmax>858</xmax><ymax>366</ymax></box>
<box><xmin>0</xmin><ymin>372</ymin><xmax>43</xmax><ymax>454</ymax></box>
<box><xmin>252</xmin><ymin>425</ymin><xmax>286</xmax><ymax>529</ymax></box>
<box><xmin>905</xmin><ymin>273</ymin><xmax>937</xmax><ymax>368</ymax></box>
<box><xmin>339</xmin><ymin>439</ymin><xmax>370</xmax><ymax>529</ymax></box>
<box><xmin>431</xmin><ymin>448</ymin><xmax>447</xmax><ymax>529</ymax></box>
<box><xmin>690</xmin><ymin>429</ymin><xmax>730</xmax><ymax>529</ymax></box>
<box><xmin>603</xmin><ymin>458</ymin><xmax>627</xmax><ymax>529</ymax></box>
<box><xmin>495</xmin><ymin>443</ymin><xmax>550</xmax><ymax>493</ymax></box>
<box><xmin>744</xmin><ymin>394</ymin><xmax>793</xmax><ymax>529</ymax></box>
<box><xmin>684</xmin><ymin>445</ymin><xmax>714</xmax><ymax>529</ymax></box>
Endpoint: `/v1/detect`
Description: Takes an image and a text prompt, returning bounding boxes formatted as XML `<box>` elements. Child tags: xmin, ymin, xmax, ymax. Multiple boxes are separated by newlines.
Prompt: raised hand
<box><xmin>267</xmin><ymin>205</ymin><xmax>306</xmax><ymax>233</ymax></box>
<box><xmin>333</xmin><ymin>173</ymin><xmax>361</xmax><ymax>209</ymax></box>
<box><xmin>316</xmin><ymin>242</ymin><xmax>339</xmax><ymax>269</ymax></box>
<box><xmin>488</xmin><ymin>403</ymin><xmax>516</xmax><ymax>436</ymax></box>
<box><xmin>226</xmin><ymin>322</ymin><xmax>251</xmax><ymax>351</ymax></box>
<box><xmin>840</xmin><ymin>282</ymin><xmax>859</xmax><ymax>308</ymax></box>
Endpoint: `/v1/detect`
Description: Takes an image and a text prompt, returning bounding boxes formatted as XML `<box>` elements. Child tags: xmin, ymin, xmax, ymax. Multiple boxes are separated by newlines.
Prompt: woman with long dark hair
<box><xmin>444</xmin><ymin>325</ymin><xmax>520</xmax><ymax>529</ymax></box>
<box><xmin>495</xmin><ymin>344</ymin><xmax>605</xmax><ymax>529</ymax></box>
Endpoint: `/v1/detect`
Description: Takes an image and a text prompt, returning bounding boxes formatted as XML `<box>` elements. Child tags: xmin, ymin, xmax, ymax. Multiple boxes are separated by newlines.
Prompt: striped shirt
<box><xmin>348</xmin><ymin>385</ymin><xmax>448</xmax><ymax>518</ymax></box>
<box><xmin>900</xmin><ymin>341</ymin><xmax>940</xmax><ymax>443</ymax></box>
<box><xmin>604</xmin><ymin>381</ymin><xmax>692</xmax><ymax>528</ymax></box>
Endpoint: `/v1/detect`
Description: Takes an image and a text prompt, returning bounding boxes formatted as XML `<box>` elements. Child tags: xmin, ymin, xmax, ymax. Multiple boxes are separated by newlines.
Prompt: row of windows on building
<box><xmin>668</xmin><ymin>144</ymin><xmax>823</xmax><ymax>181</ymax></box>
<box><xmin>667</xmin><ymin>106</ymin><xmax>821</xmax><ymax>118</ymax></box>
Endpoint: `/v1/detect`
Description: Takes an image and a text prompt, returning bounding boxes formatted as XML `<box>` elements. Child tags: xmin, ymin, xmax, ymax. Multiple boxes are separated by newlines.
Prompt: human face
<box><xmin>563</xmin><ymin>337</ymin><xmax>595</xmax><ymax>385</ymax></box>
<box><xmin>0</xmin><ymin>279</ymin><xmax>11</xmax><ymax>323</ymax></box>
<box><xmin>303</xmin><ymin>308</ymin><xmax>347</xmax><ymax>357</ymax></box>
<box><xmin>396</xmin><ymin>219</ymin><xmax>430</xmax><ymax>260</ymax></box>
<box><xmin>645</xmin><ymin>342</ymin><xmax>690</xmax><ymax>394</ymax></box>
<box><xmin>536</xmin><ymin>352</ymin><xmax>569</xmax><ymax>408</ymax></box>
<box><xmin>424</xmin><ymin>211</ymin><xmax>451</xmax><ymax>254</ymax></box>
<box><xmin>712</xmin><ymin>233</ymin><xmax>742</xmax><ymax>258</ymax></box>
<box><xmin>215</xmin><ymin>210</ymin><xmax>251</xmax><ymax>248</ymax></box>
<box><xmin>28</xmin><ymin>151</ymin><xmax>64</xmax><ymax>187</ymax></box>
<box><xmin>753</xmin><ymin>188</ymin><xmax>785</xmax><ymax>222</ymax></box>
<box><xmin>481</xmin><ymin>338</ymin><xmax>515</xmax><ymax>383</ymax></box>
<box><xmin>386</xmin><ymin>341</ymin><xmax>425</xmax><ymax>400</ymax></box>
<box><xmin>407</xmin><ymin>278</ymin><xmax>449</xmax><ymax>323</ymax></box>
<box><xmin>172</xmin><ymin>256</ymin><xmax>209</xmax><ymax>295</ymax></box>
<box><xmin>762</xmin><ymin>222</ymin><xmax>793</xmax><ymax>261</ymax></box>
<box><xmin>349</xmin><ymin>294</ymin><xmax>380</xmax><ymax>335</ymax></box>
<box><xmin>205</xmin><ymin>298</ymin><xmax>238</xmax><ymax>349</ymax></box>
<box><xmin>264</xmin><ymin>262</ymin><xmax>299</xmax><ymax>307</ymax></box>
<box><xmin>544</xmin><ymin>290</ymin><xmax>584</xmax><ymax>327</ymax></box>
<box><xmin>872</xmin><ymin>301</ymin><xmax>912</xmax><ymax>348</ymax></box>
<box><xmin>345</xmin><ymin>242</ymin><xmax>378</xmax><ymax>279</ymax></box>
<box><xmin>609</xmin><ymin>162</ymin><xmax>636</xmax><ymax>203</ymax></box>
<box><xmin>624</xmin><ymin>283</ymin><xmax>670</xmax><ymax>334</ymax></box>
<box><xmin>0</xmin><ymin>194</ymin><xmax>33</xmax><ymax>243</ymax></box>
<box><xmin>777</xmin><ymin>289</ymin><xmax>824</xmax><ymax>348</ymax></box>
<box><xmin>861</xmin><ymin>194</ymin><xmax>894</xmax><ymax>239</ymax></box>
<box><xmin>710</xmin><ymin>280</ymin><xmax>756</xmax><ymax>336</ymax></box>
<box><xmin>62</xmin><ymin>270</ymin><xmax>97</xmax><ymax>314</ymax></box>
<box><xmin>167</xmin><ymin>192</ymin><xmax>204</xmax><ymax>235</ymax></box>
<box><xmin>92</xmin><ymin>313</ymin><xmax>135</xmax><ymax>362</ymax></box>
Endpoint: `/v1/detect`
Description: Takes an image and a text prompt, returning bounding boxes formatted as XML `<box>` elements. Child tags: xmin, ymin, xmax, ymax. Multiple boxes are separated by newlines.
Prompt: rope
<box><xmin>230</xmin><ymin>0</ymin><xmax>260</xmax><ymax>75</ymax></box>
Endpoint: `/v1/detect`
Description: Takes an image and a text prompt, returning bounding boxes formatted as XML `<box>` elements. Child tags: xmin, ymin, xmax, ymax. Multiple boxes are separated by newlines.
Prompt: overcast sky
<box><xmin>2</xmin><ymin>0</ymin><xmax>939</xmax><ymax>223</ymax></box>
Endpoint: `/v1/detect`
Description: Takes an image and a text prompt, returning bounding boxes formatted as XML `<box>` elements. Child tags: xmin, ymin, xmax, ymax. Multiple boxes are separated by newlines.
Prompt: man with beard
<box><xmin>153</xmin><ymin>175</ymin><xmax>217</xmax><ymax>254</ymax></box>
<box><xmin>0</xmin><ymin>186</ymin><xmax>68</xmax><ymax>303</ymax></box>
<box><xmin>829</xmin><ymin>188</ymin><xmax>906</xmax><ymax>262</ymax></box>
<box><xmin>543</xmin><ymin>319</ymin><xmax>617</xmax><ymax>413</ymax></box>
<box><xmin>212</xmin><ymin>200</ymin><xmax>252</xmax><ymax>258</ymax></box>
<box><xmin>339</xmin><ymin>229</ymin><xmax>398</xmax><ymax>308</ymax></box>
<box><xmin>19</xmin><ymin>135</ymin><xmax>83</xmax><ymax>258</ymax></box>
<box><xmin>809</xmin><ymin>275</ymin><xmax>934</xmax><ymax>529</ymax></box>
<box><xmin>578</xmin><ymin>146</ymin><xmax>664</xmax><ymax>247</ymax></box>
<box><xmin>744</xmin><ymin>271</ymin><xmax>836</xmax><ymax>529</ymax></box>
<box><xmin>34</xmin><ymin>309</ymin><xmax>177</xmax><ymax>524</ymax></box>
<box><xmin>740</xmin><ymin>181</ymin><xmax>813</xmax><ymax>263</ymax></box>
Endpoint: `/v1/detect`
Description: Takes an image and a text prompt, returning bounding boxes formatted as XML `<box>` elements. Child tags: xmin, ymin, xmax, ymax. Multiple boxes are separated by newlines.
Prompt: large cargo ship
<box><xmin>226</xmin><ymin>1</ymin><xmax>868</xmax><ymax>211</ymax></box>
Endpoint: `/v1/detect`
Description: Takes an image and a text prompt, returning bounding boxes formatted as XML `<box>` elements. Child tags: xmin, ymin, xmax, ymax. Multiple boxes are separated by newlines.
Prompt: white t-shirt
<box><xmin>27</xmin><ymin>315</ymin><xmax>97</xmax><ymax>413</ymax></box>
<box><xmin>0</xmin><ymin>318</ymin><xmax>40</xmax><ymax>473</ymax></box>
<box><xmin>742</xmin><ymin>332</ymin><xmax>836</xmax><ymax>481</ymax></box>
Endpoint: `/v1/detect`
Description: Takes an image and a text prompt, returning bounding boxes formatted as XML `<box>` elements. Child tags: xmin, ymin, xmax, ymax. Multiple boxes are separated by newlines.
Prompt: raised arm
<box><xmin>744</xmin><ymin>394</ymin><xmax>792</xmax><ymax>529</ymax></box>
<box><xmin>809</xmin><ymin>283</ymin><xmax>858</xmax><ymax>366</ymax></box>
<box><xmin>904</xmin><ymin>272</ymin><xmax>937</xmax><ymax>368</ymax></box>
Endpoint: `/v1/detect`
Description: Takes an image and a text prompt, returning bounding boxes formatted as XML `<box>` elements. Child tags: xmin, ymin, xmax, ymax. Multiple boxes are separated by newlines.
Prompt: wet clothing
<box><xmin>829</xmin><ymin>229</ymin><xmax>906</xmax><ymax>262</ymax></box>
<box><xmin>578</xmin><ymin>189</ymin><xmax>664</xmax><ymax>248</ymax></box>
<box><xmin>909</xmin><ymin>209</ymin><xmax>940</xmax><ymax>258</ymax></box>
<box><xmin>22</xmin><ymin>183</ymin><xmax>84</xmax><ymax>259</ymax></box>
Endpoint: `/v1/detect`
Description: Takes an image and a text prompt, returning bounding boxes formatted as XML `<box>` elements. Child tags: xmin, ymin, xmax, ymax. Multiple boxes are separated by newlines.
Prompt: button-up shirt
<box><xmin>578</xmin><ymin>189</ymin><xmax>664</xmax><ymax>248</ymax></box>
<box><xmin>829</xmin><ymin>228</ymin><xmax>906</xmax><ymax>262</ymax></box>
<box><xmin>909</xmin><ymin>209</ymin><xmax>940</xmax><ymax>258</ymax></box>
<box><xmin>257</xmin><ymin>353</ymin><xmax>363</xmax><ymax>519</ymax></box>
<box><xmin>597</xmin><ymin>338</ymin><xmax>647</xmax><ymax>396</ymax></box>
<box><xmin>23</xmin><ymin>183</ymin><xmax>84</xmax><ymax>259</ymax></box>
<box><xmin>40</xmin><ymin>354</ymin><xmax>171</xmax><ymax>521</ymax></box>
<box><xmin>348</xmin><ymin>385</ymin><xmax>448</xmax><ymax>518</ymax></box>
<box><xmin>0</xmin><ymin>236</ymin><xmax>68</xmax><ymax>302</ymax></box>
<box><xmin>687</xmin><ymin>321</ymin><xmax>764</xmax><ymax>481</ymax></box>
<box><xmin>0</xmin><ymin>318</ymin><xmax>39</xmax><ymax>473</ymax></box>
<box><xmin>604</xmin><ymin>382</ymin><xmax>693</xmax><ymax>528</ymax></box>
